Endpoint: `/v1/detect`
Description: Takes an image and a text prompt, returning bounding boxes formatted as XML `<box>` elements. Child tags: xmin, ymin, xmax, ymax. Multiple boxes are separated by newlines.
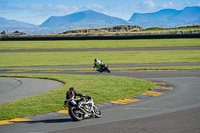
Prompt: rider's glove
<box><xmin>86</xmin><ymin>95</ymin><xmax>91</xmax><ymax>99</ymax></box>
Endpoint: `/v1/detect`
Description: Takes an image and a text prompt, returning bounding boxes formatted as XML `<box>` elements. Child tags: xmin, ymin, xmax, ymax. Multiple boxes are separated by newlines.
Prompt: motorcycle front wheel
<box><xmin>69</xmin><ymin>107</ymin><xmax>84</xmax><ymax>121</ymax></box>
<box><xmin>106</xmin><ymin>67</ymin><xmax>110</xmax><ymax>73</ymax></box>
<box><xmin>93</xmin><ymin>106</ymin><xmax>102</xmax><ymax>118</ymax></box>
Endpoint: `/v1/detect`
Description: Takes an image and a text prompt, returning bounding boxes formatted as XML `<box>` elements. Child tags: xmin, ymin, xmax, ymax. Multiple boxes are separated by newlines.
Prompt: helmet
<box><xmin>69</xmin><ymin>87</ymin><xmax>75</xmax><ymax>91</ymax></box>
<box><xmin>94</xmin><ymin>58</ymin><xmax>97</xmax><ymax>62</ymax></box>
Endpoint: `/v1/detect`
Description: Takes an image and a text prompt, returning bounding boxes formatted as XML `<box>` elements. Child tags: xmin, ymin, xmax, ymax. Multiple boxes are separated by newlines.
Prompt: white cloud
<box><xmin>56</xmin><ymin>5</ymin><xmax>69</xmax><ymax>10</ymax></box>
<box><xmin>56</xmin><ymin>5</ymin><xmax>78</xmax><ymax>11</ymax></box>
<box><xmin>143</xmin><ymin>0</ymin><xmax>155</xmax><ymax>8</ymax></box>
<box><xmin>55</xmin><ymin>5</ymin><xmax>79</xmax><ymax>15</ymax></box>
<box><xmin>163</xmin><ymin>1</ymin><xmax>174</xmax><ymax>8</ymax></box>
<box><xmin>80</xmin><ymin>3</ymin><xmax>104</xmax><ymax>12</ymax></box>
<box><xmin>85</xmin><ymin>3</ymin><xmax>104</xmax><ymax>10</ymax></box>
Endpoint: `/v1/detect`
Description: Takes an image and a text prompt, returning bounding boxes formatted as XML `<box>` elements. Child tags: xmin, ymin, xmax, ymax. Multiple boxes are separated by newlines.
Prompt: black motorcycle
<box><xmin>99</xmin><ymin>64</ymin><xmax>111</xmax><ymax>73</ymax></box>
<box><xmin>65</xmin><ymin>96</ymin><xmax>102</xmax><ymax>121</ymax></box>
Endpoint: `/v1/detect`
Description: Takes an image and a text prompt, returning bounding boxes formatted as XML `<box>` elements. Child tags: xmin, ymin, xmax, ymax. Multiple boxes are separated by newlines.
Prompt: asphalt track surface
<box><xmin>0</xmin><ymin>77</ymin><xmax>63</xmax><ymax>104</ymax></box>
<box><xmin>0</xmin><ymin>46</ymin><xmax>200</xmax><ymax>133</ymax></box>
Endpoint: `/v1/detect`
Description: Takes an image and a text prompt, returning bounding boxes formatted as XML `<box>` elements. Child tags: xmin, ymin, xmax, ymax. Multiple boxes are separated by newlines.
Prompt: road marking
<box><xmin>0</xmin><ymin>120</ymin><xmax>14</xmax><ymax>125</ymax></box>
<box><xmin>10</xmin><ymin>118</ymin><xmax>31</xmax><ymax>122</ymax></box>
<box><xmin>0</xmin><ymin>118</ymin><xmax>31</xmax><ymax>125</ymax></box>
<box><xmin>157</xmin><ymin>86</ymin><xmax>174</xmax><ymax>90</ymax></box>
<box><xmin>142</xmin><ymin>91</ymin><xmax>165</xmax><ymax>96</ymax></box>
<box><xmin>57</xmin><ymin>110</ymin><xmax>68</xmax><ymax>114</ymax></box>
<box><xmin>155</xmin><ymin>82</ymin><xmax>168</xmax><ymax>85</ymax></box>
<box><xmin>111</xmin><ymin>98</ymin><xmax>141</xmax><ymax>104</ymax></box>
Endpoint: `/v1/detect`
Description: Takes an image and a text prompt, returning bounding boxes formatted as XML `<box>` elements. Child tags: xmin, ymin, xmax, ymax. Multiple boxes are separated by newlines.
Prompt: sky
<box><xmin>0</xmin><ymin>0</ymin><xmax>200</xmax><ymax>25</ymax></box>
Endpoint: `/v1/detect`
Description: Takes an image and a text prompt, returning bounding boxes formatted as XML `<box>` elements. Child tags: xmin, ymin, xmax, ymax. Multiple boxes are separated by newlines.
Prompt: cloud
<box><xmin>85</xmin><ymin>3</ymin><xmax>104</xmax><ymax>9</ymax></box>
<box><xmin>55</xmin><ymin>5</ymin><xmax>79</xmax><ymax>15</ymax></box>
<box><xmin>163</xmin><ymin>1</ymin><xmax>174</xmax><ymax>8</ymax></box>
<box><xmin>56</xmin><ymin>5</ymin><xmax>69</xmax><ymax>10</ymax></box>
<box><xmin>143</xmin><ymin>0</ymin><xmax>155</xmax><ymax>8</ymax></box>
<box><xmin>82</xmin><ymin>3</ymin><xmax>104</xmax><ymax>11</ymax></box>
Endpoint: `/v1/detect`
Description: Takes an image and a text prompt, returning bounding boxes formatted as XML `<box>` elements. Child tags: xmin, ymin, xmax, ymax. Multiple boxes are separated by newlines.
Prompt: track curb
<box><xmin>96</xmin><ymin>80</ymin><xmax>174</xmax><ymax>107</ymax></box>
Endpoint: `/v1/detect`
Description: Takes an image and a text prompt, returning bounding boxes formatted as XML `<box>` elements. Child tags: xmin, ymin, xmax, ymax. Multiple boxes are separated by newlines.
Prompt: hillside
<box><xmin>40</xmin><ymin>10</ymin><xmax>130</xmax><ymax>30</ymax></box>
<box><xmin>0</xmin><ymin>17</ymin><xmax>37</xmax><ymax>29</ymax></box>
<box><xmin>61</xmin><ymin>25</ymin><xmax>143</xmax><ymax>35</ymax></box>
<box><xmin>129</xmin><ymin>6</ymin><xmax>200</xmax><ymax>28</ymax></box>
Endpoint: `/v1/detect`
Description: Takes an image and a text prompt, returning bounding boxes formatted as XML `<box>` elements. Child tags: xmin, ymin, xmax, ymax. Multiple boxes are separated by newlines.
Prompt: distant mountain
<box><xmin>0</xmin><ymin>17</ymin><xmax>37</xmax><ymax>29</ymax></box>
<box><xmin>1</xmin><ymin>6</ymin><xmax>199</xmax><ymax>34</ymax></box>
<box><xmin>129</xmin><ymin>6</ymin><xmax>200</xmax><ymax>28</ymax></box>
<box><xmin>40</xmin><ymin>10</ymin><xmax>130</xmax><ymax>30</ymax></box>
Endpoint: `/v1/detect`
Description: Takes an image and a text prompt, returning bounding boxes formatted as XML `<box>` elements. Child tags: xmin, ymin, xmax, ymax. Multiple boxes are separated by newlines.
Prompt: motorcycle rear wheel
<box><xmin>69</xmin><ymin>107</ymin><xmax>84</xmax><ymax>121</ymax></box>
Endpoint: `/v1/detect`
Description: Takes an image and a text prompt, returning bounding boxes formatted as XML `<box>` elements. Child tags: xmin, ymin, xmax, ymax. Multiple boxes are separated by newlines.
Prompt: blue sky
<box><xmin>0</xmin><ymin>0</ymin><xmax>200</xmax><ymax>25</ymax></box>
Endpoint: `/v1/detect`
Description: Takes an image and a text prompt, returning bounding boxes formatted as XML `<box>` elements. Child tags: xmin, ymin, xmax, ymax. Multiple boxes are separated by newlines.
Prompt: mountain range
<box><xmin>0</xmin><ymin>6</ymin><xmax>200</xmax><ymax>34</ymax></box>
<box><xmin>129</xmin><ymin>6</ymin><xmax>200</xmax><ymax>28</ymax></box>
<box><xmin>40</xmin><ymin>10</ymin><xmax>129</xmax><ymax>29</ymax></box>
<box><xmin>0</xmin><ymin>17</ymin><xmax>37</xmax><ymax>28</ymax></box>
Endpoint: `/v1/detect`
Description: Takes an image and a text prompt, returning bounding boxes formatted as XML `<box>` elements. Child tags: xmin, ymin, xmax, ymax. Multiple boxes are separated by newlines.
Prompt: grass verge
<box><xmin>0</xmin><ymin>39</ymin><xmax>200</xmax><ymax>50</ymax></box>
<box><xmin>0</xmin><ymin>66</ymin><xmax>200</xmax><ymax>72</ymax></box>
<box><xmin>0</xmin><ymin>50</ymin><xmax>200</xmax><ymax>67</ymax></box>
<box><xmin>0</xmin><ymin>73</ymin><xmax>156</xmax><ymax>120</ymax></box>
<box><xmin>111</xmin><ymin>66</ymin><xmax>200</xmax><ymax>71</ymax></box>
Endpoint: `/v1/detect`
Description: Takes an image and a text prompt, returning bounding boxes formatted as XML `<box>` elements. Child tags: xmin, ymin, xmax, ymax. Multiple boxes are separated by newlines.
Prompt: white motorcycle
<box><xmin>65</xmin><ymin>96</ymin><xmax>102</xmax><ymax>121</ymax></box>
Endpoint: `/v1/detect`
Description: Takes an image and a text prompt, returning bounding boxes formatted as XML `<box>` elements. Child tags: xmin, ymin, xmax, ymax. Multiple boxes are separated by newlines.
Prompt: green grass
<box><xmin>144</xmin><ymin>26</ymin><xmax>200</xmax><ymax>31</ymax></box>
<box><xmin>0</xmin><ymin>73</ymin><xmax>156</xmax><ymax>120</ymax></box>
<box><xmin>0</xmin><ymin>50</ymin><xmax>199</xmax><ymax>67</ymax></box>
<box><xmin>0</xmin><ymin>66</ymin><xmax>200</xmax><ymax>72</ymax></box>
<box><xmin>0</xmin><ymin>39</ymin><xmax>200</xmax><ymax>50</ymax></box>
<box><xmin>111</xmin><ymin>66</ymin><xmax>200</xmax><ymax>71</ymax></box>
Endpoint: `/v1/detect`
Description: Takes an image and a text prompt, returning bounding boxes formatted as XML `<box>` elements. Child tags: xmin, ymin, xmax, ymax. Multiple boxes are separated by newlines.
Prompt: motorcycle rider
<box><xmin>93</xmin><ymin>58</ymin><xmax>104</xmax><ymax>72</ymax></box>
<box><xmin>64</xmin><ymin>87</ymin><xmax>90</xmax><ymax>108</ymax></box>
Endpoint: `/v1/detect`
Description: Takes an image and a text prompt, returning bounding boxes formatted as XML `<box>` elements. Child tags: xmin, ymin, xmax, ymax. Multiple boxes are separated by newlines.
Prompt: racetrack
<box><xmin>0</xmin><ymin>72</ymin><xmax>199</xmax><ymax>133</ymax></box>
<box><xmin>0</xmin><ymin>46</ymin><xmax>200</xmax><ymax>133</ymax></box>
<box><xmin>0</xmin><ymin>77</ymin><xmax>63</xmax><ymax>104</ymax></box>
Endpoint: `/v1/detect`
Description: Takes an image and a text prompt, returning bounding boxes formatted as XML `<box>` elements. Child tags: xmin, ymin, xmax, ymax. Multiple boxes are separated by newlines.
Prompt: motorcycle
<box><xmin>65</xmin><ymin>96</ymin><xmax>102</xmax><ymax>121</ymax></box>
<box><xmin>97</xmin><ymin>64</ymin><xmax>111</xmax><ymax>73</ymax></box>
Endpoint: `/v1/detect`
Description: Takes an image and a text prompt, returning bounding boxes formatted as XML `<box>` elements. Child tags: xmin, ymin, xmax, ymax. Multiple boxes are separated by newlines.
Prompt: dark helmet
<box><xmin>94</xmin><ymin>58</ymin><xmax>97</xmax><ymax>62</ymax></box>
<box><xmin>69</xmin><ymin>87</ymin><xmax>76</xmax><ymax>91</ymax></box>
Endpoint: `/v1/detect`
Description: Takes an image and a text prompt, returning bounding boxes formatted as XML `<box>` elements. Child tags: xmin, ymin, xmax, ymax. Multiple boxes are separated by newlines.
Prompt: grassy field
<box><xmin>144</xmin><ymin>27</ymin><xmax>200</xmax><ymax>31</ymax></box>
<box><xmin>0</xmin><ymin>39</ymin><xmax>200</xmax><ymax>50</ymax></box>
<box><xmin>0</xmin><ymin>50</ymin><xmax>199</xmax><ymax>67</ymax></box>
<box><xmin>0</xmin><ymin>73</ymin><xmax>156</xmax><ymax>120</ymax></box>
<box><xmin>111</xmin><ymin>66</ymin><xmax>200</xmax><ymax>71</ymax></box>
